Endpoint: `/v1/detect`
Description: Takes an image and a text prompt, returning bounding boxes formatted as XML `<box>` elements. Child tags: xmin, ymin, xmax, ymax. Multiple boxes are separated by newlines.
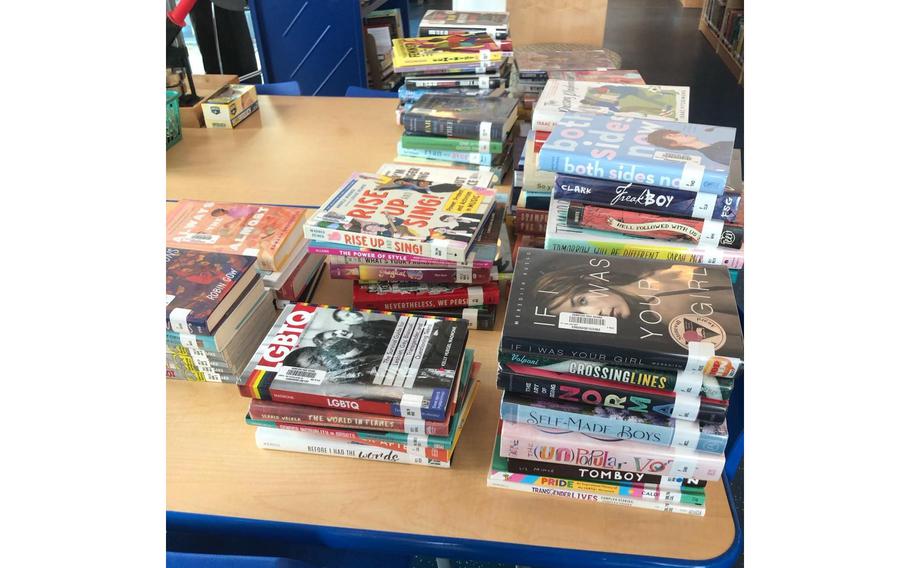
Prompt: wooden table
<box><xmin>166</xmin><ymin>95</ymin><xmax>741</xmax><ymax>567</ymax></box>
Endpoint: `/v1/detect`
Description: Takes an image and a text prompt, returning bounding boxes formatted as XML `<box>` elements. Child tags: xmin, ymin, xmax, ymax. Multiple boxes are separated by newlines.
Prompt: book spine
<box><xmin>406</xmin><ymin>77</ymin><xmax>505</xmax><ymax>89</ymax></box>
<box><xmin>516</xmin><ymin>192</ymin><xmax>551</xmax><ymax>210</ymax></box>
<box><xmin>165</xmin><ymin>316</ymin><xmax>211</xmax><ymax>336</ymax></box>
<box><xmin>246</xmin><ymin>385</ymin><xmax>446</xmax><ymax>421</ymax></box>
<box><xmin>538</xmin><ymin>146</ymin><xmax>727</xmax><ymax>195</ymax></box>
<box><xmin>554</xmin><ymin>174</ymin><xmax>742</xmax><ymax>221</ymax></box>
<box><xmin>304</xmin><ymin>224</ymin><xmax>468</xmax><ymax>263</ymax></box>
<box><xmin>308</xmin><ymin>244</ymin><xmax>493</xmax><ymax>268</ymax></box>
<box><xmin>418</xmin><ymin>26</ymin><xmax>509</xmax><ymax>40</ymax></box>
<box><xmin>330</xmin><ymin>264</ymin><xmax>491</xmax><ymax>284</ymax></box>
<box><xmin>397</xmin><ymin>144</ymin><xmax>494</xmax><ymax>166</ymax></box>
<box><xmin>505</xmin><ymin>456</ymin><xmax>707</xmax><ymax>494</ymax></box>
<box><xmin>486</xmin><ymin>475</ymin><xmax>705</xmax><ymax>515</ymax></box>
<box><xmin>499</xmin><ymin>422</ymin><xmax>723</xmax><ymax>481</ymax></box>
<box><xmin>249</xmin><ymin>401</ymin><xmax>451</xmax><ymax>436</ymax></box>
<box><xmin>401</xmin><ymin>135</ymin><xmax>504</xmax><ymax>153</ymax></box>
<box><xmin>500</xmin><ymin>397</ymin><xmax>727</xmax><ymax>454</ymax></box>
<box><xmin>498</xmin><ymin>353</ymin><xmax>734</xmax><ymax>401</ymax></box>
<box><xmin>165</xmin><ymin>330</ymin><xmax>218</xmax><ymax>352</ymax></box>
<box><xmin>401</xmin><ymin>114</ymin><xmax>503</xmax><ymax>141</ymax></box>
<box><xmin>255</xmin><ymin>427</ymin><xmax>449</xmax><ymax>468</ymax></box>
<box><xmin>565</xmin><ymin>203</ymin><xmax>744</xmax><ymax>250</ymax></box>
<box><xmin>496</xmin><ymin>372</ymin><xmax>728</xmax><ymax>424</ymax></box>
<box><xmin>353</xmin><ymin>283</ymin><xmax>499</xmax><ymax>311</ymax></box>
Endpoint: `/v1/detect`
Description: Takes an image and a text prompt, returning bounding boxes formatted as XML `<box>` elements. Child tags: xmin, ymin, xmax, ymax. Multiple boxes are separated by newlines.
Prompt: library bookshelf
<box><xmin>698</xmin><ymin>0</ymin><xmax>743</xmax><ymax>84</ymax></box>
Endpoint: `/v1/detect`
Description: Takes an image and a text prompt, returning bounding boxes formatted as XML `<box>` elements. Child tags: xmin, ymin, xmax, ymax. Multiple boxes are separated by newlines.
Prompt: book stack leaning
<box><xmin>302</xmin><ymin>169</ymin><xmax>509</xmax><ymax>329</ymax></box>
<box><xmin>239</xmin><ymin>304</ymin><xmax>479</xmax><ymax>468</ymax></box>
<box><xmin>165</xmin><ymin>200</ymin><xmax>323</xmax><ymax>383</ymax></box>
<box><xmin>488</xmin><ymin>248</ymin><xmax>743</xmax><ymax>515</ymax></box>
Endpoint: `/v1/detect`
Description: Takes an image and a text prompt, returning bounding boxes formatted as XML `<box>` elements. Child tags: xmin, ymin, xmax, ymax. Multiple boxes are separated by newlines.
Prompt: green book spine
<box><xmin>400</xmin><ymin>134</ymin><xmax>503</xmax><ymax>154</ymax></box>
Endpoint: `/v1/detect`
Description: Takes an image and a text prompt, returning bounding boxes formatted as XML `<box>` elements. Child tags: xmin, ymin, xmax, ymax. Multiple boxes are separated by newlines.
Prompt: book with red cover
<box><xmin>352</xmin><ymin>281</ymin><xmax>499</xmax><ymax>311</ymax></box>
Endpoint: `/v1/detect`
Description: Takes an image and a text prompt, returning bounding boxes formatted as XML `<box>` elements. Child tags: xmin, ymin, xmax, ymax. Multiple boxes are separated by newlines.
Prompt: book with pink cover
<box><xmin>499</xmin><ymin>420</ymin><xmax>724</xmax><ymax>481</ymax></box>
<box><xmin>166</xmin><ymin>200</ymin><xmax>308</xmax><ymax>272</ymax></box>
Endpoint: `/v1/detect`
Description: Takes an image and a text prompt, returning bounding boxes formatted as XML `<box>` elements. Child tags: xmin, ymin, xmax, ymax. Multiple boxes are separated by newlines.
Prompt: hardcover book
<box><xmin>547</xmin><ymin>70</ymin><xmax>645</xmax><ymax>84</ymax></box>
<box><xmin>418</xmin><ymin>10</ymin><xmax>510</xmax><ymax>39</ymax></box>
<box><xmin>533</xmin><ymin>82</ymin><xmax>690</xmax><ymax>132</ymax></box>
<box><xmin>401</xmin><ymin>95</ymin><xmax>518</xmax><ymax>142</ymax></box>
<box><xmin>500</xmin><ymin>391</ymin><xmax>729</xmax><ymax>453</ymax></box>
<box><xmin>329</xmin><ymin>262</ymin><xmax>494</xmax><ymax>284</ymax></box>
<box><xmin>303</xmin><ymin>173</ymin><xmax>497</xmax><ymax>263</ymax></box>
<box><xmin>166</xmin><ymin>200</ymin><xmax>307</xmax><ymax>272</ymax></box>
<box><xmin>538</xmin><ymin>113</ymin><xmax>736</xmax><ymax>194</ymax></box>
<box><xmin>514</xmin><ymin>49</ymin><xmax>622</xmax><ymax>79</ymax></box>
<box><xmin>503</xmin><ymin>248</ymin><xmax>743</xmax><ymax>378</ymax></box>
<box><xmin>546</xmin><ymin>199</ymin><xmax>745</xmax><ymax>269</ymax></box>
<box><xmin>352</xmin><ymin>281</ymin><xmax>499</xmax><ymax>311</ymax></box>
<box><xmin>499</xmin><ymin>420</ymin><xmax>725</xmax><ymax>480</ymax></box>
<box><xmin>165</xmin><ymin>247</ymin><xmax>258</xmax><ymax>335</ymax></box>
<box><xmin>396</xmin><ymin>142</ymin><xmax>503</xmax><ymax>168</ymax></box>
<box><xmin>375</xmin><ymin>162</ymin><xmax>496</xmax><ymax>188</ymax></box>
<box><xmin>392</xmin><ymin>32</ymin><xmax>502</xmax><ymax>69</ymax></box>
<box><xmin>400</xmin><ymin>133</ymin><xmax>505</xmax><ymax>154</ymax></box>
<box><xmin>404</xmin><ymin>70</ymin><xmax>509</xmax><ymax>90</ymax></box>
<box><xmin>398</xmin><ymin>85</ymin><xmax>506</xmax><ymax>105</ymax></box>
<box><xmin>240</xmin><ymin>303</ymin><xmax>469</xmax><ymax>421</ymax></box>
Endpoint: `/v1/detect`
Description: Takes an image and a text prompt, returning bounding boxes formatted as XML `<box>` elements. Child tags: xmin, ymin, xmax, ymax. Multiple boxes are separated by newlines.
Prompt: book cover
<box><xmin>565</xmin><ymin>202</ymin><xmax>744</xmax><ymax>249</ymax></box>
<box><xmin>418</xmin><ymin>10</ymin><xmax>509</xmax><ymax>35</ymax></box>
<box><xmin>240</xmin><ymin>304</ymin><xmax>469</xmax><ymax>421</ymax></box>
<box><xmin>400</xmin><ymin>133</ymin><xmax>504</xmax><ymax>154</ymax></box>
<box><xmin>547</xmin><ymin>70</ymin><xmax>645</xmax><ymax>84</ymax></box>
<box><xmin>546</xmin><ymin>199</ymin><xmax>745</xmax><ymax>269</ymax></box>
<box><xmin>303</xmin><ymin>173</ymin><xmax>497</xmax><ymax>264</ymax></box>
<box><xmin>514</xmin><ymin>49</ymin><xmax>622</xmax><ymax>78</ymax></box>
<box><xmin>375</xmin><ymin>162</ymin><xmax>496</xmax><ymax>188</ymax></box>
<box><xmin>392</xmin><ymin>32</ymin><xmax>502</xmax><ymax>69</ymax></box>
<box><xmin>391</xmin><ymin>156</ymin><xmax>507</xmax><ymax>184</ymax></box>
<box><xmin>403</xmin><ymin>304</ymin><xmax>496</xmax><ymax>331</ymax></box>
<box><xmin>503</xmin><ymin>248</ymin><xmax>743</xmax><ymax>378</ymax></box>
<box><xmin>352</xmin><ymin>281</ymin><xmax>499</xmax><ymax>311</ymax></box>
<box><xmin>500</xmin><ymin>391</ymin><xmax>728</xmax><ymax>453</ymax></box>
<box><xmin>165</xmin><ymin>247</ymin><xmax>257</xmax><ymax>335</ymax></box>
<box><xmin>398</xmin><ymin>85</ymin><xmax>506</xmax><ymax>105</ymax></box>
<box><xmin>404</xmin><ymin>70</ymin><xmax>508</xmax><ymax>90</ymax></box>
<box><xmin>534</xmin><ymin>82</ymin><xmax>690</xmax><ymax>132</ymax></box>
<box><xmin>330</xmin><ymin>262</ymin><xmax>493</xmax><ymax>284</ymax></box>
<box><xmin>401</xmin><ymin>95</ymin><xmax>518</xmax><ymax>142</ymax></box>
<box><xmin>499</xmin><ymin>420</ymin><xmax>725</xmax><ymax>481</ymax></box>
<box><xmin>539</xmin><ymin>113</ymin><xmax>736</xmax><ymax>194</ymax></box>
<box><xmin>498</xmin><ymin>350</ymin><xmax>734</xmax><ymax>401</ymax></box>
<box><xmin>166</xmin><ymin>200</ymin><xmax>307</xmax><ymax>271</ymax></box>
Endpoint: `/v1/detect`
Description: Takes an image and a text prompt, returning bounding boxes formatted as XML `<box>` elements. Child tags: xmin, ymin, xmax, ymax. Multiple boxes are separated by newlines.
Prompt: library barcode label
<box><xmin>558</xmin><ymin>312</ymin><xmax>617</xmax><ymax>334</ymax></box>
<box><xmin>187</xmin><ymin>233</ymin><xmax>220</xmax><ymax>244</ymax></box>
<box><xmin>277</xmin><ymin>366</ymin><xmax>326</xmax><ymax>385</ymax></box>
<box><xmin>653</xmin><ymin>151</ymin><xmax>702</xmax><ymax>164</ymax></box>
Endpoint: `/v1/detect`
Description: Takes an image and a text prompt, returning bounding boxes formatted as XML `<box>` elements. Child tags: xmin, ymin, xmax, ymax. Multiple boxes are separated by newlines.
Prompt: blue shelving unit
<box><xmin>248</xmin><ymin>0</ymin><xmax>410</xmax><ymax>96</ymax></box>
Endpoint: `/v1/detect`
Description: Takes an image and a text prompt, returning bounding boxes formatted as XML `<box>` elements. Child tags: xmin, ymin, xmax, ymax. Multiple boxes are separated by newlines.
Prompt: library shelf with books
<box><xmin>698</xmin><ymin>0</ymin><xmax>743</xmax><ymax>84</ymax></box>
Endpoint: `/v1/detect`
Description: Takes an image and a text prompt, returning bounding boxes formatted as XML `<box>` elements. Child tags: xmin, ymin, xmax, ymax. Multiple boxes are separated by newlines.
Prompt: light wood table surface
<box><xmin>166</xmin><ymin>95</ymin><xmax>738</xmax><ymax>564</ymax></box>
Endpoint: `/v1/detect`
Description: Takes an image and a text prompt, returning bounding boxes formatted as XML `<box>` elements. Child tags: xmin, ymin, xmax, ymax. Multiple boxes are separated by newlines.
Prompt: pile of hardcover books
<box><xmin>164</xmin><ymin>200</ymin><xmax>323</xmax><ymax>383</ymax></box>
<box><xmin>302</xmin><ymin>168</ymin><xmax>508</xmax><ymax>330</ymax></box>
<box><xmin>488</xmin><ymin>248</ymin><xmax>744</xmax><ymax>515</ymax></box>
<box><xmin>538</xmin><ymin>111</ymin><xmax>744</xmax><ymax>274</ymax></box>
<box><xmin>240</xmin><ymin>303</ymin><xmax>479</xmax><ymax>468</ymax></box>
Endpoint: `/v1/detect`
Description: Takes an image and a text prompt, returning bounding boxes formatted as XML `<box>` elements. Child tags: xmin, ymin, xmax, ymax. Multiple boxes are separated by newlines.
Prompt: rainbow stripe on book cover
<box><xmin>240</xmin><ymin>303</ymin><xmax>469</xmax><ymax>421</ymax></box>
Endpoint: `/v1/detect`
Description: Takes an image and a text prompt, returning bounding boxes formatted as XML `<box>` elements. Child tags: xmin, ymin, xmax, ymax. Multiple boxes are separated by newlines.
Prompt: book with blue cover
<box><xmin>538</xmin><ymin>113</ymin><xmax>736</xmax><ymax>194</ymax></box>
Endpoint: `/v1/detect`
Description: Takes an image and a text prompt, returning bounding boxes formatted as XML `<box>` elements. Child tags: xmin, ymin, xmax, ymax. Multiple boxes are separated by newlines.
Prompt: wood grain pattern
<box><xmin>507</xmin><ymin>0</ymin><xmax>609</xmax><ymax>47</ymax></box>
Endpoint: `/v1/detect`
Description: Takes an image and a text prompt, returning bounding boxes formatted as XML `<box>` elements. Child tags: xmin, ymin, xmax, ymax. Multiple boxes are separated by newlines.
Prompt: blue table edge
<box><xmin>167</xmin><ymin>473</ymin><xmax>742</xmax><ymax>568</ymax></box>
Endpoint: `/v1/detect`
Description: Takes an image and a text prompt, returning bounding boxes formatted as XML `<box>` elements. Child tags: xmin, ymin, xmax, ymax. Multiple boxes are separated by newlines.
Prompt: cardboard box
<box><xmin>177</xmin><ymin>74</ymin><xmax>239</xmax><ymax>129</ymax></box>
<box><xmin>201</xmin><ymin>84</ymin><xmax>259</xmax><ymax>129</ymax></box>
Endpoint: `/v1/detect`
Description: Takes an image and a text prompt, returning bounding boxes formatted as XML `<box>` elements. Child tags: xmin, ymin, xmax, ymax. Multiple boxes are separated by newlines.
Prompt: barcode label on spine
<box><xmin>276</xmin><ymin>366</ymin><xmax>326</xmax><ymax>385</ymax></box>
<box><xmin>653</xmin><ymin>151</ymin><xmax>702</xmax><ymax>164</ymax></box>
<box><xmin>558</xmin><ymin>312</ymin><xmax>617</xmax><ymax>334</ymax></box>
<box><xmin>186</xmin><ymin>233</ymin><xmax>220</xmax><ymax>244</ymax></box>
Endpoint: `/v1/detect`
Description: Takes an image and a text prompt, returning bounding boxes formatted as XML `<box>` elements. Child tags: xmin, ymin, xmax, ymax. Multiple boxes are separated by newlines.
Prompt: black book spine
<box><xmin>401</xmin><ymin>115</ymin><xmax>503</xmax><ymax>141</ymax></box>
<box><xmin>496</xmin><ymin>372</ymin><xmax>727</xmax><ymax>425</ymax></box>
<box><xmin>505</xmin><ymin>457</ymin><xmax>707</xmax><ymax>492</ymax></box>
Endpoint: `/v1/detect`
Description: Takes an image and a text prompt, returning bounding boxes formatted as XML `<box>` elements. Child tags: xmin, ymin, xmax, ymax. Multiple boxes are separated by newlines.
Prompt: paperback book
<box><xmin>547</xmin><ymin>70</ymin><xmax>645</xmax><ymax>84</ymax></box>
<box><xmin>330</xmin><ymin>262</ymin><xmax>495</xmax><ymax>284</ymax></box>
<box><xmin>240</xmin><ymin>303</ymin><xmax>469</xmax><ymax>421</ymax></box>
<box><xmin>514</xmin><ymin>49</ymin><xmax>622</xmax><ymax>80</ymax></box>
<box><xmin>538</xmin><ymin>113</ymin><xmax>736</xmax><ymax>194</ymax></box>
<box><xmin>398</xmin><ymin>85</ymin><xmax>506</xmax><ymax>104</ymax></box>
<box><xmin>404</xmin><ymin>72</ymin><xmax>509</xmax><ymax>90</ymax></box>
<box><xmin>404</xmin><ymin>304</ymin><xmax>497</xmax><ymax>330</ymax></box>
<box><xmin>352</xmin><ymin>281</ymin><xmax>499</xmax><ymax>311</ymax></box>
<box><xmin>166</xmin><ymin>200</ymin><xmax>307</xmax><ymax>271</ymax></box>
<box><xmin>375</xmin><ymin>162</ymin><xmax>496</xmax><ymax>188</ymax></box>
<box><xmin>418</xmin><ymin>10</ymin><xmax>510</xmax><ymax>40</ymax></box>
<box><xmin>401</xmin><ymin>95</ymin><xmax>518</xmax><ymax>142</ymax></box>
<box><xmin>400</xmin><ymin>133</ymin><xmax>504</xmax><ymax>154</ymax></box>
<box><xmin>392</xmin><ymin>32</ymin><xmax>502</xmax><ymax>70</ymax></box>
<box><xmin>503</xmin><ymin>248</ymin><xmax>744</xmax><ymax>378</ymax></box>
<box><xmin>533</xmin><ymin>82</ymin><xmax>690</xmax><ymax>131</ymax></box>
<box><xmin>396</xmin><ymin>142</ymin><xmax>503</xmax><ymax>167</ymax></box>
<box><xmin>304</xmin><ymin>173</ymin><xmax>497</xmax><ymax>263</ymax></box>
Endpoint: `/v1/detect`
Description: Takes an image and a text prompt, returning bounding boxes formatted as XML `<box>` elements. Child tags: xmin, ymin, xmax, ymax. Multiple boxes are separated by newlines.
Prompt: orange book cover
<box><xmin>166</xmin><ymin>200</ymin><xmax>307</xmax><ymax>272</ymax></box>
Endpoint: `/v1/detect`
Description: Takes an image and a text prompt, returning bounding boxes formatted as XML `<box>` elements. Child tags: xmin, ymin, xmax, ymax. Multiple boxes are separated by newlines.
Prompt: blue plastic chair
<box><xmin>344</xmin><ymin>86</ymin><xmax>399</xmax><ymax>99</ymax></box>
<box><xmin>167</xmin><ymin>552</ymin><xmax>315</xmax><ymax>568</ymax></box>
<box><xmin>256</xmin><ymin>81</ymin><xmax>303</xmax><ymax>96</ymax></box>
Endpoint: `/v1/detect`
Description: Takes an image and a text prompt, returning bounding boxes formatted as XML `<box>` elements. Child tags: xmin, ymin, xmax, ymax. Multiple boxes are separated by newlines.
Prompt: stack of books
<box><xmin>364</xmin><ymin>8</ymin><xmax>406</xmax><ymax>90</ymax></box>
<box><xmin>488</xmin><ymin>248</ymin><xmax>743</xmax><ymax>514</ymax></box>
<box><xmin>164</xmin><ymin>200</ymin><xmax>324</xmax><ymax>383</ymax></box>
<box><xmin>301</xmin><ymin>170</ymin><xmax>507</xmax><ymax>330</ymax></box>
<box><xmin>240</xmin><ymin>304</ymin><xmax>479</xmax><ymax>468</ymax></box>
<box><xmin>538</xmin><ymin>112</ymin><xmax>744</xmax><ymax>274</ymax></box>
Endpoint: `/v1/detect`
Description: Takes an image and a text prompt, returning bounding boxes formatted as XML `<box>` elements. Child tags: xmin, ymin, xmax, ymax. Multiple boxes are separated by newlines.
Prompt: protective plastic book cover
<box><xmin>546</xmin><ymin>199</ymin><xmax>746</xmax><ymax>270</ymax></box>
<box><xmin>353</xmin><ymin>281</ymin><xmax>499</xmax><ymax>311</ymax></box>
<box><xmin>533</xmin><ymin>82</ymin><xmax>690</xmax><ymax>131</ymax></box>
<box><xmin>404</xmin><ymin>69</ymin><xmax>508</xmax><ymax>90</ymax></box>
<box><xmin>398</xmin><ymin>85</ymin><xmax>506</xmax><ymax>105</ymax></box>
<box><xmin>241</xmin><ymin>303</ymin><xmax>469</xmax><ymax>421</ymax></box>
<box><xmin>539</xmin><ymin>113</ymin><xmax>736</xmax><ymax>194</ymax></box>
<box><xmin>165</xmin><ymin>200</ymin><xmax>307</xmax><ymax>271</ymax></box>
<box><xmin>401</xmin><ymin>95</ymin><xmax>518</xmax><ymax>142</ymax></box>
<box><xmin>500</xmin><ymin>391</ymin><xmax>728</xmax><ymax>454</ymax></box>
<box><xmin>304</xmin><ymin>173</ymin><xmax>497</xmax><ymax>264</ymax></box>
<box><xmin>419</xmin><ymin>10</ymin><xmax>509</xmax><ymax>31</ymax></box>
<box><xmin>514</xmin><ymin>49</ymin><xmax>621</xmax><ymax>77</ymax></box>
<box><xmin>392</xmin><ymin>32</ymin><xmax>502</xmax><ymax>68</ymax></box>
<box><xmin>499</xmin><ymin>420</ymin><xmax>725</xmax><ymax>480</ymax></box>
<box><xmin>330</xmin><ymin>262</ymin><xmax>493</xmax><ymax>284</ymax></box>
<box><xmin>396</xmin><ymin>142</ymin><xmax>502</xmax><ymax>167</ymax></box>
<box><xmin>547</xmin><ymin>70</ymin><xmax>645</xmax><ymax>84</ymax></box>
<box><xmin>375</xmin><ymin>162</ymin><xmax>496</xmax><ymax>189</ymax></box>
<box><xmin>399</xmin><ymin>133</ymin><xmax>505</xmax><ymax>154</ymax></box>
<box><xmin>165</xmin><ymin>247</ymin><xmax>257</xmax><ymax>335</ymax></box>
<box><xmin>503</xmin><ymin>248</ymin><xmax>743</xmax><ymax>378</ymax></box>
